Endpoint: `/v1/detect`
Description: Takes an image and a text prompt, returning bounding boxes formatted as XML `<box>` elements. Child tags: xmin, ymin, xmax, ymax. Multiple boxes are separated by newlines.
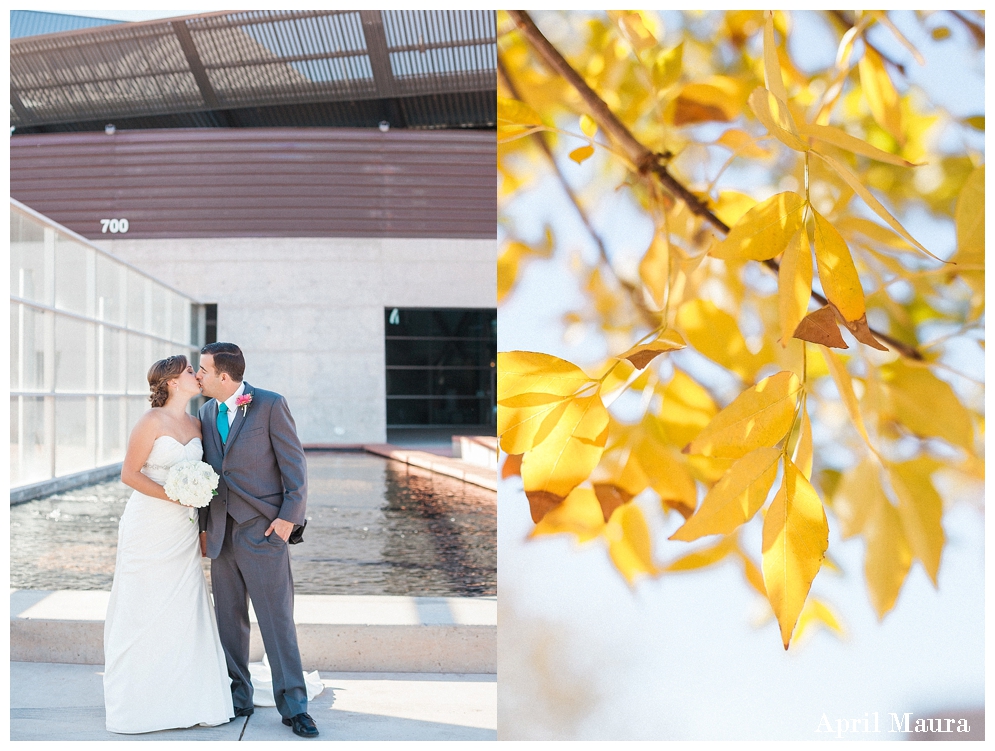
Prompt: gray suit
<box><xmin>198</xmin><ymin>382</ymin><xmax>308</xmax><ymax>719</ymax></box>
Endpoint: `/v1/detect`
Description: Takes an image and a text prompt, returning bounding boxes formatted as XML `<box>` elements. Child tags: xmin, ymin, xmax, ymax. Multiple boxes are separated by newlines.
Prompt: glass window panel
<box><xmin>55</xmin><ymin>396</ymin><xmax>96</xmax><ymax>476</ymax></box>
<box><xmin>151</xmin><ymin>284</ymin><xmax>168</xmax><ymax>338</ymax></box>
<box><xmin>127</xmin><ymin>396</ymin><xmax>149</xmax><ymax>436</ymax></box>
<box><xmin>21</xmin><ymin>306</ymin><xmax>48</xmax><ymax>391</ymax></box>
<box><xmin>95</xmin><ymin>254</ymin><xmax>125</xmax><ymax>325</ymax></box>
<box><xmin>386</xmin><ymin>398</ymin><xmax>429</xmax><ymax>426</ymax></box>
<box><xmin>55</xmin><ymin>316</ymin><xmax>95</xmax><ymax>392</ymax></box>
<box><xmin>100</xmin><ymin>327</ymin><xmax>125</xmax><ymax>393</ymax></box>
<box><xmin>54</xmin><ymin>236</ymin><xmax>91</xmax><ymax>316</ymax></box>
<box><xmin>386</xmin><ymin>369</ymin><xmax>431</xmax><ymax>396</ymax></box>
<box><xmin>11</xmin><ymin>396</ymin><xmax>52</xmax><ymax>486</ymax></box>
<box><xmin>99</xmin><ymin>396</ymin><xmax>126</xmax><ymax>465</ymax></box>
<box><xmin>170</xmin><ymin>293</ymin><xmax>189</xmax><ymax>345</ymax></box>
<box><xmin>385</xmin><ymin>339</ymin><xmax>432</xmax><ymax>366</ymax></box>
<box><xmin>10</xmin><ymin>209</ymin><xmax>48</xmax><ymax>304</ymax></box>
<box><xmin>10</xmin><ymin>303</ymin><xmax>20</xmax><ymax>390</ymax></box>
<box><xmin>127</xmin><ymin>334</ymin><xmax>152</xmax><ymax>394</ymax></box>
<box><xmin>127</xmin><ymin>270</ymin><xmax>147</xmax><ymax>332</ymax></box>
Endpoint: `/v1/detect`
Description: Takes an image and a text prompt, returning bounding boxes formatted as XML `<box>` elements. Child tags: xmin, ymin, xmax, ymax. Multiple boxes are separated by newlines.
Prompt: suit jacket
<box><xmin>198</xmin><ymin>382</ymin><xmax>307</xmax><ymax>559</ymax></box>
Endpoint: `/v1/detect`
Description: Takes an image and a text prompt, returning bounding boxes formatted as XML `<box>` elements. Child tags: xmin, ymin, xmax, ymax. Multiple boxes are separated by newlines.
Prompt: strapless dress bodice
<box><xmin>141</xmin><ymin>436</ymin><xmax>203</xmax><ymax>485</ymax></box>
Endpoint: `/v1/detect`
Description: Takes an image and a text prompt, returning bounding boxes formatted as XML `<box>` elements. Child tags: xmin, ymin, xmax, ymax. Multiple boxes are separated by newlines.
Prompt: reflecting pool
<box><xmin>9</xmin><ymin>452</ymin><xmax>496</xmax><ymax>597</ymax></box>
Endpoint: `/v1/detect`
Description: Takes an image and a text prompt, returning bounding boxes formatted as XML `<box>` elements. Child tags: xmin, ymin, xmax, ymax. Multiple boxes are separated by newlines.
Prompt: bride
<box><xmin>103</xmin><ymin>354</ymin><xmax>234</xmax><ymax>733</ymax></box>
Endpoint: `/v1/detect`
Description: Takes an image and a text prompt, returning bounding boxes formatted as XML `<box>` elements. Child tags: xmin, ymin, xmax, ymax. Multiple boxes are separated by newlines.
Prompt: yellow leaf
<box><xmin>812</xmin><ymin>209</ymin><xmax>866</xmax><ymax>323</ymax></box>
<box><xmin>612</xmin><ymin>10</ymin><xmax>657</xmax><ymax>51</ymax></box>
<box><xmin>617</xmin><ymin>329</ymin><xmax>686</xmax><ymax>369</ymax></box>
<box><xmin>675</xmin><ymin>299</ymin><xmax>765</xmax><ymax>381</ymax></box>
<box><xmin>497</xmin><ymin>244</ymin><xmax>521</xmax><ymax>304</ymax></box>
<box><xmin>569</xmin><ymin>145</ymin><xmax>595</xmax><ymax>164</ymax></box>
<box><xmin>887</xmin><ymin>458</ymin><xmax>945</xmax><ymax>586</ymax></box>
<box><xmin>711</xmin><ymin>191</ymin><xmax>806</xmax><ymax>262</ymax></box>
<box><xmin>835</xmin><ymin>216</ymin><xmax>914</xmax><ymax>251</ymax></box>
<box><xmin>954</xmin><ymin>164</ymin><xmax>984</xmax><ymax>266</ymax></box>
<box><xmin>864</xmin><ymin>494</ymin><xmax>912</xmax><ymax>619</ymax></box>
<box><xmin>673</xmin><ymin>77</ymin><xmax>748</xmax><ymax>125</ymax></box>
<box><xmin>812</xmin><ymin>151</ymin><xmax>939</xmax><ymax>261</ymax></box>
<box><xmin>778</xmin><ymin>227</ymin><xmax>814</xmax><ymax>345</ymax></box>
<box><xmin>531</xmin><ymin>486</ymin><xmax>605</xmax><ymax>542</ymax></box>
<box><xmin>497</xmin><ymin>96</ymin><xmax>543</xmax><ymax>140</ymax></box>
<box><xmin>793</xmin><ymin>306</ymin><xmax>847</xmax><ymax>349</ymax></box>
<box><xmin>630</xmin><ymin>414</ymin><xmax>698</xmax><ymax>518</ymax></box>
<box><xmin>716</xmin><ymin>128</ymin><xmax>770</xmax><ymax>159</ymax></box>
<box><xmin>638</xmin><ymin>232</ymin><xmax>670</xmax><ymax>308</ymax></box>
<box><xmin>579</xmin><ymin>114</ymin><xmax>598</xmax><ymax>138</ymax></box>
<box><xmin>736</xmin><ymin>548</ymin><xmax>767</xmax><ymax>596</ymax></box>
<box><xmin>859</xmin><ymin>46</ymin><xmax>903</xmax><ymax>142</ymax></box>
<box><xmin>497</xmin><ymin>351</ymin><xmax>594</xmax><ymax>454</ymax></box>
<box><xmin>748</xmin><ymin>87</ymin><xmax>810</xmax><ymax>152</ymax></box>
<box><xmin>793</xmin><ymin>598</ymin><xmax>845</xmax><ymax>644</ymax></box>
<box><xmin>666</xmin><ymin>535</ymin><xmax>736</xmax><ymax>572</ymax></box>
<box><xmin>712</xmin><ymin>190</ymin><xmax>758</xmax><ymax>228</ymax></box>
<box><xmin>670</xmin><ymin>447</ymin><xmax>781</xmax><ymax>541</ymax></box>
<box><xmin>762</xmin><ymin>10</ymin><xmax>788</xmax><ymax>103</ymax></box>
<box><xmin>653</xmin><ymin>42</ymin><xmax>683</xmax><ymax>90</ymax></box>
<box><xmin>762</xmin><ymin>457</ymin><xmax>829</xmax><ymax>649</ymax></box>
<box><xmin>880</xmin><ymin>361</ymin><xmax>974</xmax><ymax>450</ymax></box>
<box><xmin>822</xmin><ymin>348</ymin><xmax>872</xmax><ymax>448</ymax></box>
<box><xmin>687</xmin><ymin>371</ymin><xmax>802</xmax><ymax>458</ymax></box>
<box><xmin>830</xmin><ymin>458</ymin><xmax>883</xmax><ymax>539</ymax></box>
<box><xmin>657</xmin><ymin>369</ymin><xmax>718</xmax><ymax>448</ymax></box>
<box><xmin>521</xmin><ymin>392</ymin><xmax>610</xmax><ymax>509</ymax></box>
<box><xmin>605</xmin><ymin>502</ymin><xmax>659</xmax><ymax>585</ymax></box>
<box><xmin>800</xmin><ymin>122</ymin><xmax>919</xmax><ymax>167</ymax></box>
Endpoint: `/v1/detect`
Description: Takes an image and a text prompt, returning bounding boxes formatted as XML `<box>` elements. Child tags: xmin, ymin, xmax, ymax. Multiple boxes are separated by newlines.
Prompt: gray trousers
<box><xmin>212</xmin><ymin>513</ymin><xmax>307</xmax><ymax>719</ymax></box>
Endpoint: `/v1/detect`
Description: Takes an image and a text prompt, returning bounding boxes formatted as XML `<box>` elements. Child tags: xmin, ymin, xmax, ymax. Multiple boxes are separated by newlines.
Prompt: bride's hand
<box><xmin>200</xmin><ymin>532</ymin><xmax>207</xmax><ymax>557</ymax></box>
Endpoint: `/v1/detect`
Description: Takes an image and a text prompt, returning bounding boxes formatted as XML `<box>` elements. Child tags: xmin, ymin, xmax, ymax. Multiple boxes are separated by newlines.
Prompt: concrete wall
<box><xmin>97</xmin><ymin>236</ymin><xmax>496</xmax><ymax>444</ymax></box>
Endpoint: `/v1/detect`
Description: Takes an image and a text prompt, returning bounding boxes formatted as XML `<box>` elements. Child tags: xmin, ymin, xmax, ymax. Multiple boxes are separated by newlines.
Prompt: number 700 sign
<box><xmin>100</xmin><ymin>218</ymin><xmax>129</xmax><ymax>234</ymax></box>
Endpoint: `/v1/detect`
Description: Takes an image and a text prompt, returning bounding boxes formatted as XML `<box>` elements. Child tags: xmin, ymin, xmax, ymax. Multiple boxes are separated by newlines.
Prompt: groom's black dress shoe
<box><xmin>283</xmin><ymin>713</ymin><xmax>319</xmax><ymax>737</ymax></box>
<box><xmin>233</xmin><ymin>706</ymin><xmax>254</xmax><ymax>718</ymax></box>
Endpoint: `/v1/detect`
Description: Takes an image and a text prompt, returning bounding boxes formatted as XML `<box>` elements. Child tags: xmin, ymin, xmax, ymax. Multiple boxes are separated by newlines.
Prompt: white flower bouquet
<box><xmin>163</xmin><ymin>460</ymin><xmax>220</xmax><ymax>508</ymax></box>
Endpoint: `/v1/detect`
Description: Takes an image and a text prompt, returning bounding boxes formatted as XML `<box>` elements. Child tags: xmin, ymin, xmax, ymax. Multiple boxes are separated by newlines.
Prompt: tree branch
<box><xmin>507</xmin><ymin>9</ymin><xmax>923</xmax><ymax>361</ymax></box>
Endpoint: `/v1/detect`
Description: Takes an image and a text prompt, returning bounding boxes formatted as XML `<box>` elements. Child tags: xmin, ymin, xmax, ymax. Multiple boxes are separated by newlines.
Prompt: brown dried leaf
<box><xmin>593</xmin><ymin>483</ymin><xmax>632</xmax><ymax>523</ymax></box>
<box><xmin>842</xmin><ymin>315</ymin><xmax>889</xmax><ymax>352</ymax></box>
<box><xmin>792</xmin><ymin>306</ymin><xmax>848</xmax><ymax>349</ymax></box>
<box><xmin>501</xmin><ymin>453</ymin><xmax>523</xmax><ymax>479</ymax></box>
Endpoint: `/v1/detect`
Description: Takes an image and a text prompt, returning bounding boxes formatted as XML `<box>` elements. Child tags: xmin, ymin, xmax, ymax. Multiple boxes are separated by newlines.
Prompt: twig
<box><xmin>507</xmin><ymin>9</ymin><xmax>924</xmax><ymax>361</ymax></box>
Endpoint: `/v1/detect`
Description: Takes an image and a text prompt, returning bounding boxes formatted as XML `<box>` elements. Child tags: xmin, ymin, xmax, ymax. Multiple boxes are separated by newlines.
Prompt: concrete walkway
<box><xmin>10</xmin><ymin>590</ymin><xmax>496</xmax><ymax>740</ymax></box>
<box><xmin>10</xmin><ymin>662</ymin><xmax>496</xmax><ymax>741</ymax></box>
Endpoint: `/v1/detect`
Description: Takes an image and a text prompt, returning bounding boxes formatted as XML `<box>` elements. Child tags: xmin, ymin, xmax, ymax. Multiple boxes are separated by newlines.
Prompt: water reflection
<box><xmin>9</xmin><ymin>452</ymin><xmax>496</xmax><ymax>597</ymax></box>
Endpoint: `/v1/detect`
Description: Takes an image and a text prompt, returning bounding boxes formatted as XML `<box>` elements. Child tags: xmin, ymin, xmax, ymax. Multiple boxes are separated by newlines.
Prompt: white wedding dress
<box><xmin>103</xmin><ymin>436</ymin><xmax>234</xmax><ymax>734</ymax></box>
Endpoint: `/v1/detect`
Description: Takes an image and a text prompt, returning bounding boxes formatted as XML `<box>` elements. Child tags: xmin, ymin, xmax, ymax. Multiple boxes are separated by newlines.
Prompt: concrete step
<box><xmin>10</xmin><ymin>590</ymin><xmax>496</xmax><ymax>673</ymax></box>
<box><xmin>452</xmin><ymin>435</ymin><xmax>498</xmax><ymax>470</ymax></box>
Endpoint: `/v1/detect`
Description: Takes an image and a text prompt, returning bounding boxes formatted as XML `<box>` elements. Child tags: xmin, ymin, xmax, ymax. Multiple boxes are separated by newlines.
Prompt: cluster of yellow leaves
<box><xmin>497</xmin><ymin>9</ymin><xmax>984</xmax><ymax>649</ymax></box>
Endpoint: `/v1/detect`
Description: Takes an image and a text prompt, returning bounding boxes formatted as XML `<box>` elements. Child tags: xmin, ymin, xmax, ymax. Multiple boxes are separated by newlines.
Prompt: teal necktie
<box><xmin>217</xmin><ymin>402</ymin><xmax>230</xmax><ymax>444</ymax></box>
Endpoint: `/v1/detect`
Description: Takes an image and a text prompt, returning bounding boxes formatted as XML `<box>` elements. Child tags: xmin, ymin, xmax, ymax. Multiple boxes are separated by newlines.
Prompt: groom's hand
<box><xmin>265</xmin><ymin>518</ymin><xmax>295</xmax><ymax>542</ymax></box>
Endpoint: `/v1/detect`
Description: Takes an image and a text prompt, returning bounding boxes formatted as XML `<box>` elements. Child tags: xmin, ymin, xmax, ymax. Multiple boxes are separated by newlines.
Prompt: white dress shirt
<box><xmin>220</xmin><ymin>381</ymin><xmax>246</xmax><ymax>428</ymax></box>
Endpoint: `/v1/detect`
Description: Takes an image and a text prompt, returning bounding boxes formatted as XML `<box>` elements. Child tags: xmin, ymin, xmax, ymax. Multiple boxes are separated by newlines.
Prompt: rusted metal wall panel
<box><xmin>9</xmin><ymin>128</ymin><xmax>497</xmax><ymax>239</ymax></box>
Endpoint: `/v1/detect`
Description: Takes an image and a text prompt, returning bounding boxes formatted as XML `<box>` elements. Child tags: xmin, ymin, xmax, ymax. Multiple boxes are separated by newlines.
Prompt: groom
<box><xmin>195</xmin><ymin>342</ymin><xmax>318</xmax><ymax>739</ymax></box>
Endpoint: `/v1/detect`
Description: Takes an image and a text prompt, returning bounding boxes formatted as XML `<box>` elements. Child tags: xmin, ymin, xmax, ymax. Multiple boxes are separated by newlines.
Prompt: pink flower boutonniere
<box><xmin>236</xmin><ymin>393</ymin><xmax>253</xmax><ymax>416</ymax></box>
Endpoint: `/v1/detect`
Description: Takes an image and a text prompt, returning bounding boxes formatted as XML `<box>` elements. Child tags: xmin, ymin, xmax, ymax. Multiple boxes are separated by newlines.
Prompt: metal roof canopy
<box><xmin>10</xmin><ymin>9</ymin><xmax>496</xmax><ymax>131</ymax></box>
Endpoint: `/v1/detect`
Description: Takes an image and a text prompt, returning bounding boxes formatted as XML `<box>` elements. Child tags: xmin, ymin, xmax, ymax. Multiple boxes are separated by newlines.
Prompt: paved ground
<box><xmin>10</xmin><ymin>662</ymin><xmax>496</xmax><ymax>741</ymax></box>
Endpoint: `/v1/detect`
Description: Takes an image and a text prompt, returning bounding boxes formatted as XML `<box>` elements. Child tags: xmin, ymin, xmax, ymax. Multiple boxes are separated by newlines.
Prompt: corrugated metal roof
<box><xmin>10</xmin><ymin>10</ymin><xmax>496</xmax><ymax>131</ymax></box>
<box><xmin>10</xmin><ymin>128</ymin><xmax>496</xmax><ymax>240</ymax></box>
<box><xmin>10</xmin><ymin>10</ymin><xmax>120</xmax><ymax>39</ymax></box>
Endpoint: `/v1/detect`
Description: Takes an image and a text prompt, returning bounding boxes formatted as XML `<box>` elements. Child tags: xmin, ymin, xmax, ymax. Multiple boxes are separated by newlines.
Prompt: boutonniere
<box><xmin>236</xmin><ymin>393</ymin><xmax>253</xmax><ymax>416</ymax></box>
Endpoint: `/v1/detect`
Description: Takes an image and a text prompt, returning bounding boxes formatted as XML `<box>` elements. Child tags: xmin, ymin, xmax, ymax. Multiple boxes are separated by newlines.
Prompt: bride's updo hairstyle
<box><xmin>148</xmin><ymin>355</ymin><xmax>188</xmax><ymax>408</ymax></box>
